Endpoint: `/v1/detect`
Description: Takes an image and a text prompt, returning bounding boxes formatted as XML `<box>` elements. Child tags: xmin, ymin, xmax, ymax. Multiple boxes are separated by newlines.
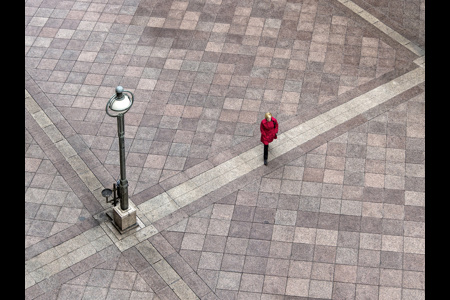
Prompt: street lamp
<box><xmin>105</xmin><ymin>86</ymin><xmax>137</xmax><ymax>232</ymax></box>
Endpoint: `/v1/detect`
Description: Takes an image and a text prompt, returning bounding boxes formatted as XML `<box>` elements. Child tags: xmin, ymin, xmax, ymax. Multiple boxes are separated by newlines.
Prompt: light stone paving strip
<box><xmin>138</xmin><ymin>66</ymin><xmax>425</xmax><ymax>224</ymax></box>
<box><xmin>137</xmin><ymin>0</ymin><xmax>426</xmax><ymax>224</ymax></box>
<box><xmin>25</xmin><ymin>0</ymin><xmax>424</xmax><ymax>297</ymax></box>
<box><xmin>26</xmin><ymin>90</ymin><xmax>106</xmax><ymax>209</ymax></box>
<box><xmin>136</xmin><ymin>240</ymin><xmax>199</xmax><ymax>300</ymax></box>
<box><xmin>25</xmin><ymin>91</ymin><xmax>158</xmax><ymax>246</ymax></box>
<box><xmin>24</xmin><ymin>0</ymin><xmax>426</xmax><ymax>248</ymax></box>
<box><xmin>336</xmin><ymin>0</ymin><xmax>425</xmax><ymax>57</ymax></box>
<box><xmin>25</xmin><ymin>60</ymin><xmax>423</xmax><ymax>293</ymax></box>
<box><xmin>25</xmin><ymin>226</ymin><xmax>113</xmax><ymax>289</ymax></box>
<box><xmin>25</xmin><ymin>92</ymin><xmax>199</xmax><ymax>299</ymax></box>
<box><xmin>25</xmin><ymin>62</ymin><xmax>423</xmax><ymax>296</ymax></box>
<box><xmin>26</xmin><ymin>91</ymin><xmax>159</xmax><ymax>247</ymax></box>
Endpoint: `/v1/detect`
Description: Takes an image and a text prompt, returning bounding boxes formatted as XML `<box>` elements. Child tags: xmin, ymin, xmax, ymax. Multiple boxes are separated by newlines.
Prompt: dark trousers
<box><xmin>264</xmin><ymin>144</ymin><xmax>269</xmax><ymax>160</ymax></box>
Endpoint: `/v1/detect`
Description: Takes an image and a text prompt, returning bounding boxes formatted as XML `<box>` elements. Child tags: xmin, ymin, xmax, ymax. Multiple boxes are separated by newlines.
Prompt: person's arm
<box><xmin>260</xmin><ymin>120</ymin><xmax>267</xmax><ymax>142</ymax></box>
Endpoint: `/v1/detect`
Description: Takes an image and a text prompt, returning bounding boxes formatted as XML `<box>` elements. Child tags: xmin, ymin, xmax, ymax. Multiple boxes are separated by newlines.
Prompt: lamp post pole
<box><xmin>116</xmin><ymin>113</ymin><xmax>128</xmax><ymax>210</ymax></box>
<box><xmin>105</xmin><ymin>86</ymin><xmax>136</xmax><ymax>233</ymax></box>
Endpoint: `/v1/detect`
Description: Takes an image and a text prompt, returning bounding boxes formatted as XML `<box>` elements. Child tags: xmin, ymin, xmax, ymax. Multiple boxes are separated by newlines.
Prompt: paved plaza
<box><xmin>25</xmin><ymin>0</ymin><xmax>425</xmax><ymax>299</ymax></box>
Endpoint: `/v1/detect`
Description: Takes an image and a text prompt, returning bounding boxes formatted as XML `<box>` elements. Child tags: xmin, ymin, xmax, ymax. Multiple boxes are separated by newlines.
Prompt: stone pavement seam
<box><xmin>130</xmin><ymin>0</ymin><xmax>426</xmax><ymax>219</ymax></box>
<box><xmin>26</xmin><ymin>90</ymin><xmax>107</xmax><ymax>209</ymax></box>
<box><xmin>153</xmin><ymin>86</ymin><xmax>424</xmax><ymax>299</ymax></box>
<box><xmin>137</xmin><ymin>66</ymin><xmax>424</xmax><ymax>228</ymax></box>
<box><xmin>25</xmin><ymin>226</ymin><xmax>111</xmax><ymax>289</ymax></box>
<box><xmin>26</xmin><ymin>94</ymin><xmax>107</xmax><ymax>261</ymax></box>
<box><xmin>26</xmin><ymin>90</ymin><xmax>201</xmax><ymax>300</ymax></box>
<box><xmin>26</xmin><ymin>88</ymin><xmax>160</xmax><ymax>247</ymax></box>
<box><xmin>335</xmin><ymin>0</ymin><xmax>425</xmax><ymax>57</ymax></box>
<box><xmin>25</xmin><ymin>0</ymin><xmax>425</xmax><ymax>298</ymax></box>
<box><xmin>136</xmin><ymin>239</ymin><xmax>205</xmax><ymax>299</ymax></box>
<box><xmin>133</xmin><ymin>0</ymin><xmax>426</xmax><ymax>233</ymax></box>
<box><xmin>25</xmin><ymin>44</ymin><xmax>424</xmax><ymax>300</ymax></box>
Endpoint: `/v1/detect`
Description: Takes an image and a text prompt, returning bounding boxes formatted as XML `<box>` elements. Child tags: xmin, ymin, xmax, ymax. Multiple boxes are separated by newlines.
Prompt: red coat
<box><xmin>260</xmin><ymin>117</ymin><xmax>278</xmax><ymax>145</ymax></box>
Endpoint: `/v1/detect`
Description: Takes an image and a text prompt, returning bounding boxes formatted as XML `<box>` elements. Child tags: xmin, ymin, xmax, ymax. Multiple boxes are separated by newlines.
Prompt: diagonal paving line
<box><xmin>25</xmin><ymin>1</ymin><xmax>424</xmax><ymax>296</ymax></box>
<box><xmin>336</xmin><ymin>0</ymin><xmax>425</xmax><ymax>58</ymax></box>
<box><xmin>26</xmin><ymin>90</ymin><xmax>106</xmax><ymax>204</ymax></box>
<box><xmin>25</xmin><ymin>92</ymin><xmax>201</xmax><ymax>299</ymax></box>
<box><xmin>24</xmin><ymin>63</ymin><xmax>424</xmax><ymax>295</ymax></box>
<box><xmin>137</xmin><ymin>0</ymin><xmax>426</xmax><ymax>225</ymax></box>
<box><xmin>25</xmin><ymin>226</ymin><xmax>113</xmax><ymax>289</ymax></box>
<box><xmin>138</xmin><ymin>66</ymin><xmax>425</xmax><ymax>224</ymax></box>
<box><xmin>25</xmin><ymin>0</ymin><xmax>425</xmax><ymax>233</ymax></box>
<box><xmin>25</xmin><ymin>88</ymin><xmax>160</xmax><ymax>243</ymax></box>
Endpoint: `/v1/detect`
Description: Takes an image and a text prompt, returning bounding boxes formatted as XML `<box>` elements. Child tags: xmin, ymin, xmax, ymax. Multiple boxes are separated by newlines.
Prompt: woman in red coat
<box><xmin>260</xmin><ymin>112</ymin><xmax>278</xmax><ymax>165</ymax></box>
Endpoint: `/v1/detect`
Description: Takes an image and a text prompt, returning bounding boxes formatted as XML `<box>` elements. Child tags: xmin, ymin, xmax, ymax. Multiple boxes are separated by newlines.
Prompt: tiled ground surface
<box><xmin>25</xmin><ymin>126</ymin><xmax>89</xmax><ymax>246</ymax></box>
<box><xmin>25</xmin><ymin>0</ymin><xmax>419</xmax><ymax>199</ymax></box>
<box><xmin>26</xmin><ymin>0</ymin><xmax>424</xmax><ymax>299</ymax></box>
<box><xmin>160</xmin><ymin>92</ymin><xmax>425</xmax><ymax>299</ymax></box>
<box><xmin>351</xmin><ymin>0</ymin><xmax>425</xmax><ymax>48</ymax></box>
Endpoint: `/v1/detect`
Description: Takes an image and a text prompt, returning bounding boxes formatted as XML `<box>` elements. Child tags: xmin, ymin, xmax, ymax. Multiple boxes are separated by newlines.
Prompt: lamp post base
<box><xmin>112</xmin><ymin>204</ymin><xmax>138</xmax><ymax>234</ymax></box>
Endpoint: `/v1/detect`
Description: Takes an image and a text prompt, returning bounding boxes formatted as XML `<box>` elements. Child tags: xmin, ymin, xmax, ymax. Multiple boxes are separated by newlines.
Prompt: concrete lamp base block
<box><xmin>112</xmin><ymin>205</ymin><xmax>138</xmax><ymax>234</ymax></box>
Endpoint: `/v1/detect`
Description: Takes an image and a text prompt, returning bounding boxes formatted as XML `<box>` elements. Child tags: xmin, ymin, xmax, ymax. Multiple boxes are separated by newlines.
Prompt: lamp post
<box><xmin>105</xmin><ymin>86</ymin><xmax>137</xmax><ymax>232</ymax></box>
